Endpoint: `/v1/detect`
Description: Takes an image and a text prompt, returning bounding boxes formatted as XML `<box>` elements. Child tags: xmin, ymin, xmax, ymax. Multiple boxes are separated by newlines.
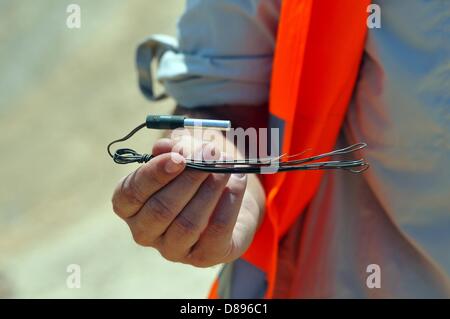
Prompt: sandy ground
<box><xmin>0</xmin><ymin>0</ymin><xmax>219</xmax><ymax>298</ymax></box>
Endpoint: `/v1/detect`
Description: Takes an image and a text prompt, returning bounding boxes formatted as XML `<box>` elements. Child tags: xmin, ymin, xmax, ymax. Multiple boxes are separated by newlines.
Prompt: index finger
<box><xmin>111</xmin><ymin>152</ymin><xmax>186</xmax><ymax>219</ymax></box>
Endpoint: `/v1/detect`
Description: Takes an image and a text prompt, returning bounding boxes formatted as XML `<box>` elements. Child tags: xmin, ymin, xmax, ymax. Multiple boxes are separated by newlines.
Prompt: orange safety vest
<box><xmin>210</xmin><ymin>0</ymin><xmax>370</xmax><ymax>298</ymax></box>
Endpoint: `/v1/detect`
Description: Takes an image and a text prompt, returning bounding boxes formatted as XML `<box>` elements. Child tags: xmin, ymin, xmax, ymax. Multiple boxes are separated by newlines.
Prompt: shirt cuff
<box><xmin>157</xmin><ymin>50</ymin><xmax>273</xmax><ymax>107</ymax></box>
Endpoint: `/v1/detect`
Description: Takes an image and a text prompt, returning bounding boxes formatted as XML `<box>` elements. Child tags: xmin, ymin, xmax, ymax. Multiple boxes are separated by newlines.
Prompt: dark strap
<box><xmin>135</xmin><ymin>35</ymin><xmax>178</xmax><ymax>101</ymax></box>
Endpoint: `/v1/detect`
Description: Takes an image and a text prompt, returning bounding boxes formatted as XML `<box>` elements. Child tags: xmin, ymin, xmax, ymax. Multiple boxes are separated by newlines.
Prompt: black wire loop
<box><xmin>107</xmin><ymin>122</ymin><xmax>369</xmax><ymax>174</ymax></box>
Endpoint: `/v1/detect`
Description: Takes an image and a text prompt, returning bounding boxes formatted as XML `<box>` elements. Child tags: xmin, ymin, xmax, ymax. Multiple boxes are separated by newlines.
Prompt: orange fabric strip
<box><xmin>210</xmin><ymin>0</ymin><xmax>370</xmax><ymax>299</ymax></box>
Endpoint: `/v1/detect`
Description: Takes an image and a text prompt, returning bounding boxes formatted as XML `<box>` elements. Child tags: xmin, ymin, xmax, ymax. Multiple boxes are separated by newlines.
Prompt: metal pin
<box><xmin>183</xmin><ymin>118</ymin><xmax>231</xmax><ymax>131</ymax></box>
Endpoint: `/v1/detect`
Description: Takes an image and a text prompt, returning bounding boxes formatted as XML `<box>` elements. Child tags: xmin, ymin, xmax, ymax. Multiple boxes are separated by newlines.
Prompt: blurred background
<box><xmin>0</xmin><ymin>0</ymin><xmax>219</xmax><ymax>298</ymax></box>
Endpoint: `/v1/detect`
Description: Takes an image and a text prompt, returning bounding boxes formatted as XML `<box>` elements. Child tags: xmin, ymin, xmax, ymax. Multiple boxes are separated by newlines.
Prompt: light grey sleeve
<box><xmin>156</xmin><ymin>0</ymin><xmax>281</xmax><ymax>107</ymax></box>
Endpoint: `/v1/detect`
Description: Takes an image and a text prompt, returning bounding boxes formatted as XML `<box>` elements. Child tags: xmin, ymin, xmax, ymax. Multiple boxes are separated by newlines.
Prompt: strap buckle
<box><xmin>135</xmin><ymin>35</ymin><xmax>177</xmax><ymax>101</ymax></box>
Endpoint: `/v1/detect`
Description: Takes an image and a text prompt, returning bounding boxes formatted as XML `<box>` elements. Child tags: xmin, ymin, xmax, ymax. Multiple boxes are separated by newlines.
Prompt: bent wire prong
<box><xmin>180</xmin><ymin>142</ymin><xmax>369</xmax><ymax>174</ymax></box>
<box><xmin>107</xmin><ymin>117</ymin><xmax>369</xmax><ymax>174</ymax></box>
<box><xmin>109</xmin><ymin>141</ymin><xmax>369</xmax><ymax>174</ymax></box>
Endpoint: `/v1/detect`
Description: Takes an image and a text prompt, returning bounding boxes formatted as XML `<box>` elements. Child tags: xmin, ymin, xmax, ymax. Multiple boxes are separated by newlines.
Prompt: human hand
<box><xmin>111</xmin><ymin>135</ymin><xmax>262</xmax><ymax>267</ymax></box>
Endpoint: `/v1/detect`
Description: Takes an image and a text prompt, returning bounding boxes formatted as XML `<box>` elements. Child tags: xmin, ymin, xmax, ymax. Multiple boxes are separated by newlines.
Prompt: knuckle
<box><xmin>158</xmin><ymin>246</ymin><xmax>182</xmax><ymax>263</ymax></box>
<box><xmin>193</xmin><ymin>179</ymin><xmax>223</xmax><ymax>205</ymax></box>
<box><xmin>173</xmin><ymin>214</ymin><xmax>201</xmax><ymax>237</ymax></box>
<box><xmin>206</xmin><ymin>219</ymin><xmax>230</xmax><ymax>236</ymax></box>
<box><xmin>131</xmin><ymin>228</ymin><xmax>152</xmax><ymax>247</ymax></box>
<box><xmin>111</xmin><ymin>197</ymin><xmax>125</xmax><ymax>216</ymax></box>
<box><xmin>202</xmin><ymin>176</ymin><xmax>224</xmax><ymax>195</ymax></box>
<box><xmin>188</xmin><ymin>252</ymin><xmax>216</xmax><ymax>268</ymax></box>
<box><xmin>190</xmin><ymin>260</ymin><xmax>211</xmax><ymax>268</ymax></box>
<box><xmin>111</xmin><ymin>175</ymin><xmax>142</xmax><ymax>217</ymax></box>
<box><xmin>208</xmin><ymin>220</ymin><xmax>229</xmax><ymax>235</ymax></box>
<box><xmin>181</xmin><ymin>170</ymin><xmax>203</xmax><ymax>186</ymax></box>
<box><xmin>145</xmin><ymin>195</ymin><xmax>177</xmax><ymax>223</ymax></box>
<box><xmin>145</xmin><ymin>165</ymin><xmax>168</xmax><ymax>189</ymax></box>
<box><xmin>121</xmin><ymin>172</ymin><xmax>146</xmax><ymax>206</ymax></box>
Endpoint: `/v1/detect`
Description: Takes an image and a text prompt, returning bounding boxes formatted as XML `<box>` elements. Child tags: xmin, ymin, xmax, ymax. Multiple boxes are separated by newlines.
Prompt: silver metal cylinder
<box><xmin>184</xmin><ymin>118</ymin><xmax>231</xmax><ymax>131</ymax></box>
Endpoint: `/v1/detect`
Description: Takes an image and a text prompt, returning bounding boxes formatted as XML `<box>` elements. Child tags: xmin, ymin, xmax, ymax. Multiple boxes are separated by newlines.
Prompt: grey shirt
<box><xmin>156</xmin><ymin>0</ymin><xmax>450</xmax><ymax>297</ymax></box>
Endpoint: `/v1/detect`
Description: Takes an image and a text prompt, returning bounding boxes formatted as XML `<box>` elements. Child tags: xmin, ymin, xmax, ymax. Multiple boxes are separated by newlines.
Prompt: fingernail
<box><xmin>165</xmin><ymin>153</ymin><xmax>184</xmax><ymax>173</ymax></box>
<box><xmin>203</xmin><ymin>143</ymin><xmax>219</xmax><ymax>161</ymax></box>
